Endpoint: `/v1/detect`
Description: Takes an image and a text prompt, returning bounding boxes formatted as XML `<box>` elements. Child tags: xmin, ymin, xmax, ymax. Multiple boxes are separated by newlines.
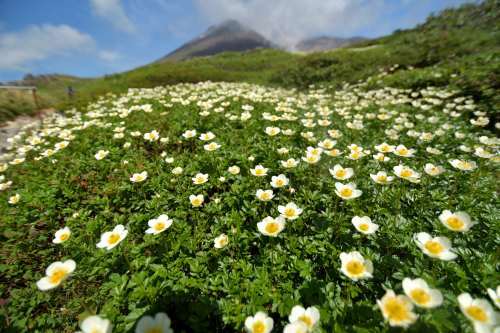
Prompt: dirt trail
<box><xmin>0</xmin><ymin>108</ymin><xmax>55</xmax><ymax>154</ymax></box>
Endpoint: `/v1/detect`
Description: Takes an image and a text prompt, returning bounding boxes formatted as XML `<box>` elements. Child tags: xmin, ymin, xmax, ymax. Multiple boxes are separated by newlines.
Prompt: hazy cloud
<box><xmin>90</xmin><ymin>0</ymin><xmax>136</xmax><ymax>33</ymax></box>
<box><xmin>99</xmin><ymin>50</ymin><xmax>121</xmax><ymax>61</ymax></box>
<box><xmin>194</xmin><ymin>0</ymin><xmax>383</xmax><ymax>49</ymax></box>
<box><xmin>0</xmin><ymin>24</ymin><xmax>95</xmax><ymax>70</ymax></box>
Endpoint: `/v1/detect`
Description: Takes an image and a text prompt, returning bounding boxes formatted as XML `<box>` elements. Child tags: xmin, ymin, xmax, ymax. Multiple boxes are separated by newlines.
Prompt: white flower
<box><xmin>270</xmin><ymin>174</ymin><xmax>289</xmax><ymax>188</ymax></box>
<box><xmin>375</xmin><ymin>142</ymin><xmax>395</xmax><ymax>153</ymax></box>
<box><xmin>458</xmin><ymin>293</ymin><xmax>497</xmax><ymax>331</ymax></box>
<box><xmin>283</xmin><ymin>321</ymin><xmax>308</xmax><ymax>333</ymax></box>
<box><xmin>265</xmin><ymin>127</ymin><xmax>280</xmax><ymax>136</ymax></box>
<box><xmin>370</xmin><ymin>171</ymin><xmax>394</xmax><ymax>185</ymax></box>
<box><xmin>377</xmin><ymin>290</ymin><xmax>418</xmax><ymax>327</ymax></box>
<box><xmin>199</xmin><ymin>132</ymin><xmax>215</xmax><ymax>141</ymax></box>
<box><xmin>393</xmin><ymin>165</ymin><xmax>420</xmax><ymax>183</ymax></box>
<box><xmin>144</xmin><ymin>130</ymin><xmax>160</xmax><ymax>142</ymax></box>
<box><xmin>334</xmin><ymin>182</ymin><xmax>362</xmax><ymax>200</ymax></box>
<box><xmin>487</xmin><ymin>286</ymin><xmax>500</xmax><ymax>309</ymax></box>
<box><xmin>351</xmin><ymin>216</ymin><xmax>379</xmax><ymax>234</ymax></box>
<box><xmin>302</xmin><ymin>152</ymin><xmax>321</xmax><ymax>164</ymax></box>
<box><xmin>257</xmin><ymin>216</ymin><xmax>286</xmax><ymax>237</ymax></box>
<box><xmin>278</xmin><ymin>202</ymin><xmax>303</xmax><ymax>220</ymax></box>
<box><xmin>373</xmin><ymin>153</ymin><xmax>390</xmax><ymax>162</ymax></box>
<box><xmin>281</xmin><ymin>158</ymin><xmax>299</xmax><ymax>168</ymax></box>
<box><xmin>402</xmin><ymin>278</ymin><xmax>443</xmax><ymax>308</ymax></box>
<box><xmin>339</xmin><ymin>251</ymin><xmax>373</xmax><ymax>281</ymax></box>
<box><xmin>192</xmin><ymin>173</ymin><xmax>208</xmax><ymax>185</ymax></box>
<box><xmin>172</xmin><ymin>167</ymin><xmax>183</xmax><ymax>175</ymax></box>
<box><xmin>329</xmin><ymin>164</ymin><xmax>354</xmax><ymax>180</ymax></box>
<box><xmin>95</xmin><ymin>150</ymin><xmax>109</xmax><ymax>160</ymax></box>
<box><xmin>256</xmin><ymin>189</ymin><xmax>274</xmax><ymax>202</ymax></box>
<box><xmin>393</xmin><ymin>144</ymin><xmax>415</xmax><ymax>157</ymax></box>
<box><xmin>130</xmin><ymin>171</ymin><xmax>148</xmax><ymax>183</ymax></box>
<box><xmin>244</xmin><ymin>311</ymin><xmax>273</xmax><ymax>333</ymax></box>
<box><xmin>424</xmin><ymin>163</ymin><xmax>445</xmax><ymax>176</ymax></box>
<box><xmin>0</xmin><ymin>181</ymin><xmax>12</xmax><ymax>191</ymax></box>
<box><xmin>52</xmin><ymin>227</ymin><xmax>71</xmax><ymax>244</ymax></box>
<box><xmin>250</xmin><ymin>165</ymin><xmax>268</xmax><ymax>177</ymax></box>
<box><xmin>228</xmin><ymin>165</ymin><xmax>240</xmax><ymax>175</ymax></box>
<box><xmin>414</xmin><ymin>232</ymin><xmax>457</xmax><ymax>260</ymax></box>
<box><xmin>288</xmin><ymin>305</ymin><xmax>320</xmax><ymax>330</ymax></box>
<box><xmin>96</xmin><ymin>224</ymin><xmax>128</xmax><ymax>250</ymax></box>
<box><xmin>165</xmin><ymin>157</ymin><xmax>174</xmax><ymax>163</ymax></box>
<box><xmin>79</xmin><ymin>315</ymin><xmax>112</xmax><ymax>333</ymax></box>
<box><xmin>8</xmin><ymin>193</ymin><xmax>20</xmax><ymax>204</ymax></box>
<box><xmin>204</xmin><ymin>142</ymin><xmax>221</xmax><ymax>151</ymax></box>
<box><xmin>135</xmin><ymin>312</ymin><xmax>172</xmax><ymax>333</ymax></box>
<box><xmin>449</xmin><ymin>159</ymin><xmax>477</xmax><ymax>171</ymax></box>
<box><xmin>189</xmin><ymin>194</ymin><xmax>204</xmax><ymax>207</ymax></box>
<box><xmin>36</xmin><ymin>259</ymin><xmax>76</xmax><ymax>291</ymax></box>
<box><xmin>146</xmin><ymin>215</ymin><xmax>173</xmax><ymax>235</ymax></box>
<box><xmin>182</xmin><ymin>129</ymin><xmax>196</xmax><ymax>139</ymax></box>
<box><xmin>214</xmin><ymin>233</ymin><xmax>229</xmax><ymax>248</ymax></box>
<box><xmin>438</xmin><ymin>210</ymin><xmax>475</xmax><ymax>232</ymax></box>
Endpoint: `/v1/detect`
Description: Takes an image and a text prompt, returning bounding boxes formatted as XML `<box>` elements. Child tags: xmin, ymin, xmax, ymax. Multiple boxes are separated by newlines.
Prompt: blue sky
<box><xmin>0</xmin><ymin>0</ymin><xmax>475</xmax><ymax>81</ymax></box>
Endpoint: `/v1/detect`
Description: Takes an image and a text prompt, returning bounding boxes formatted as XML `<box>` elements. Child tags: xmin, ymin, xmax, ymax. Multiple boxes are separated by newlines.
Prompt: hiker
<box><xmin>67</xmin><ymin>86</ymin><xmax>74</xmax><ymax>98</ymax></box>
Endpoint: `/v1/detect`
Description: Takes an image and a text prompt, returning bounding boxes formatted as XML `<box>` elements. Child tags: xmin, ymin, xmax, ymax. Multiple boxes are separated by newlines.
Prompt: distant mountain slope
<box><xmin>158</xmin><ymin>20</ymin><xmax>276</xmax><ymax>62</ymax></box>
<box><xmin>295</xmin><ymin>36</ymin><xmax>367</xmax><ymax>52</ymax></box>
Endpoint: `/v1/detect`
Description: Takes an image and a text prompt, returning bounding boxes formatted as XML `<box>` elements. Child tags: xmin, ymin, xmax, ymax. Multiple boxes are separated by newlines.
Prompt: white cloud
<box><xmin>0</xmin><ymin>24</ymin><xmax>95</xmax><ymax>70</ymax></box>
<box><xmin>99</xmin><ymin>50</ymin><xmax>120</xmax><ymax>61</ymax></box>
<box><xmin>194</xmin><ymin>0</ymin><xmax>383</xmax><ymax>49</ymax></box>
<box><xmin>90</xmin><ymin>0</ymin><xmax>136</xmax><ymax>33</ymax></box>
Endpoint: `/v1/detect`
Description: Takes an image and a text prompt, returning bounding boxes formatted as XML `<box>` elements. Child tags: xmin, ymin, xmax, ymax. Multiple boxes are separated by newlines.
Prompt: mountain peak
<box><xmin>158</xmin><ymin>19</ymin><xmax>274</xmax><ymax>62</ymax></box>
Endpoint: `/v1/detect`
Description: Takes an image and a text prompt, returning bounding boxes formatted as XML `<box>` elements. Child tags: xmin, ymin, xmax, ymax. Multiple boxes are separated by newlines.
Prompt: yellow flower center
<box><xmin>377</xmin><ymin>175</ymin><xmax>387</xmax><ymax>182</ymax></box>
<box><xmin>340</xmin><ymin>188</ymin><xmax>353</xmax><ymax>197</ymax></box>
<box><xmin>255</xmin><ymin>169</ymin><xmax>264</xmax><ymax>175</ymax></box>
<box><xmin>298</xmin><ymin>314</ymin><xmax>313</xmax><ymax>327</ymax></box>
<box><xmin>154</xmin><ymin>222</ymin><xmax>165</xmax><ymax>231</ymax></box>
<box><xmin>192</xmin><ymin>198</ymin><xmax>202</xmax><ymax>206</ymax></box>
<box><xmin>351</xmin><ymin>152</ymin><xmax>360</xmax><ymax>159</ymax></box>
<box><xmin>60</xmin><ymin>233</ymin><xmax>69</xmax><ymax>241</ymax></box>
<box><xmin>424</xmin><ymin>240</ymin><xmax>444</xmax><ymax>255</ymax></box>
<box><xmin>276</xmin><ymin>179</ymin><xmax>284</xmax><ymax>186</ymax></box>
<box><xmin>446</xmin><ymin>216</ymin><xmax>464</xmax><ymax>230</ymax></box>
<box><xmin>265</xmin><ymin>222</ymin><xmax>279</xmax><ymax>234</ymax></box>
<box><xmin>284</xmin><ymin>208</ymin><xmax>296</xmax><ymax>218</ymax></box>
<box><xmin>410</xmin><ymin>289</ymin><xmax>431</xmax><ymax>305</ymax></box>
<box><xmin>458</xmin><ymin>161</ymin><xmax>471</xmax><ymax>169</ymax></box>
<box><xmin>346</xmin><ymin>260</ymin><xmax>365</xmax><ymax>276</ymax></box>
<box><xmin>384</xmin><ymin>298</ymin><xmax>411</xmax><ymax>322</ymax></box>
<box><xmin>398</xmin><ymin>148</ymin><xmax>408</xmax><ymax>155</ymax></box>
<box><xmin>146</xmin><ymin>327</ymin><xmax>162</xmax><ymax>333</ymax></box>
<box><xmin>400</xmin><ymin>169</ymin><xmax>412</xmax><ymax>178</ymax></box>
<box><xmin>260</xmin><ymin>193</ymin><xmax>271</xmax><ymax>200</ymax></box>
<box><xmin>108</xmin><ymin>233</ymin><xmax>121</xmax><ymax>245</ymax></box>
<box><xmin>252</xmin><ymin>321</ymin><xmax>266</xmax><ymax>333</ymax></box>
<box><xmin>336</xmin><ymin>169</ymin><xmax>346</xmax><ymax>178</ymax></box>
<box><xmin>49</xmin><ymin>268</ymin><xmax>68</xmax><ymax>284</ymax></box>
<box><xmin>465</xmin><ymin>306</ymin><xmax>488</xmax><ymax>322</ymax></box>
<box><xmin>359</xmin><ymin>223</ymin><xmax>370</xmax><ymax>232</ymax></box>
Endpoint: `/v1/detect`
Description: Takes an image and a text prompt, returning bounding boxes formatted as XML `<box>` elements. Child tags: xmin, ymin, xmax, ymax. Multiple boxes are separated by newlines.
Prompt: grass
<box><xmin>0</xmin><ymin>78</ymin><xmax>498</xmax><ymax>332</ymax></box>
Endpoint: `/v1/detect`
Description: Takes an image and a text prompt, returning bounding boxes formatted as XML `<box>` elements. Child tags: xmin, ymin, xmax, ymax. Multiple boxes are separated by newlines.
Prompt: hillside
<box><xmin>0</xmin><ymin>0</ymin><xmax>498</xmax><ymax>126</ymax></box>
<box><xmin>0</xmin><ymin>1</ymin><xmax>499</xmax><ymax>332</ymax></box>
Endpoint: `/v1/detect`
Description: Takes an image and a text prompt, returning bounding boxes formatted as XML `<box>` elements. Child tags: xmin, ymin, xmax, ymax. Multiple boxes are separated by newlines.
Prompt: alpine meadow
<box><xmin>0</xmin><ymin>1</ymin><xmax>499</xmax><ymax>333</ymax></box>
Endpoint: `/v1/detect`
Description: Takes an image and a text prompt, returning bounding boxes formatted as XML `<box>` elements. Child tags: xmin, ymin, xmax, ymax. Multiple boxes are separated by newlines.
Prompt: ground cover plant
<box><xmin>0</xmin><ymin>74</ymin><xmax>499</xmax><ymax>332</ymax></box>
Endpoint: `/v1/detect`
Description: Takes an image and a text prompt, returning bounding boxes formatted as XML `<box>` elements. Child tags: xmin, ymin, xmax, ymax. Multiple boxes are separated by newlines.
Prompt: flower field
<box><xmin>0</xmin><ymin>78</ymin><xmax>498</xmax><ymax>332</ymax></box>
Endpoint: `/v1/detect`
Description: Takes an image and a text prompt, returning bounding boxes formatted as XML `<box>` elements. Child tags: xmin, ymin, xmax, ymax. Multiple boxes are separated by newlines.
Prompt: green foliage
<box><xmin>0</xmin><ymin>80</ymin><xmax>498</xmax><ymax>332</ymax></box>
